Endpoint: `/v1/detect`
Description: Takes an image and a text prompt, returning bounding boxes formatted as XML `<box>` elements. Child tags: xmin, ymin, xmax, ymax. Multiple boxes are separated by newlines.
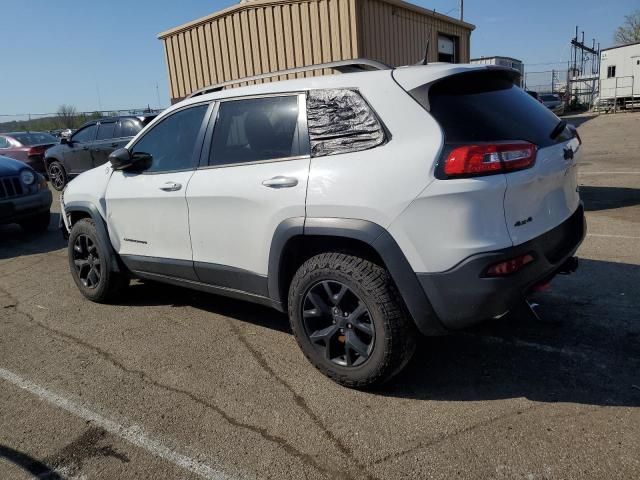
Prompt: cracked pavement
<box><xmin>1</xmin><ymin>112</ymin><xmax>639</xmax><ymax>479</ymax></box>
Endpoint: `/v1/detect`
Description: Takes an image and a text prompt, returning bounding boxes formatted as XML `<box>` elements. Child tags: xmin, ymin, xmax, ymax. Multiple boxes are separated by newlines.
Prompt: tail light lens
<box><xmin>443</xmin><ymin>142</ymin><xmax>537</xmax><ymax>177</ymax></box>
<box><xmin>27</xmin><ymin>146</ymin><xmax>46</xmax><ymax>157</ymax></box>
<box><xmin>484</xmin><ymin>253</ymin><xmax>535</xmax><ymax>277</ymax></box>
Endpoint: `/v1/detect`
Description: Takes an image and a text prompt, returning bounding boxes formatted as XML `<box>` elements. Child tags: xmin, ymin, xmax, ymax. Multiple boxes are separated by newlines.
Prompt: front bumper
<box><xmin>417</xmin><ymin>205</ymin><xmax>586</xmax><ymax>330</ymax></box>
<box><xmin>0</xmin><ymin>189</ymin><xmax>52</xmax><ymax>225</ymax></box>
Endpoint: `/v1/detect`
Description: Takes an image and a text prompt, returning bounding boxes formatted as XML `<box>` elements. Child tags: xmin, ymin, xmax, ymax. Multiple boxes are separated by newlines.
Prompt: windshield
<box><xmin>11</xmin><ymin>132</ymin><xmax>58</xmax><ymax>146</ymax></box>
<box><xmin>411</xmin><ymin>70</ymin><xmax>563</xmax><ymax>148</ymax></box>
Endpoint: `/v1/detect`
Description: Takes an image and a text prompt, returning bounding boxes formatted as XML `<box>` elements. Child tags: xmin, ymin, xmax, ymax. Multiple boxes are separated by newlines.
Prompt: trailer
<box><xmin>596</xmin><ymin>41</ymin><xmax>640</xmax><ymax>112</ymax></box>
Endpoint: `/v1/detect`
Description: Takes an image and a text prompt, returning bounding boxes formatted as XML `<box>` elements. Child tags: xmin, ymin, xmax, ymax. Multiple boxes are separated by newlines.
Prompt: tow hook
<box><xmin>558</xmin><ymin>256</ymin><xmax>579</xmax><ymax>275</ymax></box>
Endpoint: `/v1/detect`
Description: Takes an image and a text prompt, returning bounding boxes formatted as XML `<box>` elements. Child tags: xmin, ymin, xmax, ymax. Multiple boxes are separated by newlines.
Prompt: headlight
<box><xmin>20</xmin><ymin>169</ymin><xmax>35</xmax><ymax>185</ymax></box>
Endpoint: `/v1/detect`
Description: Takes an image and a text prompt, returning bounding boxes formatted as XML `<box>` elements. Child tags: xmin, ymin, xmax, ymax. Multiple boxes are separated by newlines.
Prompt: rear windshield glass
<box><xmin>412</xmin><ymin>71</ymin><xmax>562</xmax><ymax>147</ymax></box>
<box><xmin>11</xmin><ymin>132</ymin><xmax>58</xmax><ymax>145</ymax></box>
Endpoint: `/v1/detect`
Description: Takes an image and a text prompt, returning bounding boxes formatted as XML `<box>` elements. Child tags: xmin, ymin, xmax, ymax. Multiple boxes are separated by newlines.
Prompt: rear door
<box><xmin>187</xmin><ymin>93</ymin><xmax>309</xmax><ymax>290</ymax></box>
<box><xmin>424</xmin><ymin>70</ymin><xmax>581</xmax><ymax>246</ymax></box>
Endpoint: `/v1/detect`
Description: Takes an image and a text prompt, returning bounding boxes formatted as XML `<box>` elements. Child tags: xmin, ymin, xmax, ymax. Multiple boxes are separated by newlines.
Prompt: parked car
<box><xmin>60</xmin><ymin>61</ymin><xmax>585</xmax><ymax>388</ymax></box>
<box><xmin>44</xmin><ymin>115</ymin><xmax>156</xmax><ymax>190</ymax></box>
<box><xmin>0</xmin><ymin>131</ymin><xmax>59</xmax><ymax>175</ymax></box>
<box><xmin>539</xmin><ymin>93</ymin><xmax>565</xmax><ymax>115</ymax></box>
<box><xmin>0</xmin><ymin>155</ymin><xmax>52</xmax><ymax>232</ymax></box>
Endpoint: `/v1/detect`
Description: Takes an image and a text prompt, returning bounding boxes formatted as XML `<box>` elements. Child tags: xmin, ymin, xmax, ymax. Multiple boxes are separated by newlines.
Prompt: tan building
<box><xmin>158</xmin><ymin>0</ymin><xmax>475</xmax><ymax>103</ymax></box>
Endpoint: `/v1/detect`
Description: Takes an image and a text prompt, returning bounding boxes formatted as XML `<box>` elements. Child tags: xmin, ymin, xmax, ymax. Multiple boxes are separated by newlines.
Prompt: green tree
<box><xmin>615</xmin><ymin>10</ymin><xmax>640</xmax><ymax>44</ymax></box>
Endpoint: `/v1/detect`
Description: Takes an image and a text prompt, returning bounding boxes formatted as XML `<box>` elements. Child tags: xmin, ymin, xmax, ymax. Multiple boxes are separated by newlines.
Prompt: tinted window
<box><xmin>416</xmin><ymin>70</ymin><xmax>561</xmax><ymax>147</ymax></box>
<box><xmin>210</xmin><ymin>96</ymin><xmax>299</xmax><ymax>166</ymax></box>
<box><xmin>119</xmin><ymin>119</ymin><xmax>143</xmax><ymax>137</ymax></box>
<box><xmin>11</xmin><ymin>132</ymin><xmax>58</xmax><ymax>145</ymax></box>
<box><xmin>72</xmin><ymin>125</ymin><xmax>97</xmax><ymax>143</ymax></box>
<box><xmin>132</xmin><ymin>104</ymin><xmax>208</xmax><ymax>173</ymax></box>
<box><xmin>306</xmin><ymin>89</ymin><xmax>385</xmax><ymax>157</ymax></box>
<box><xmin>96</xmin><ymin>122</ymin><xmax>116</xmax><ymax>140</ymax></box>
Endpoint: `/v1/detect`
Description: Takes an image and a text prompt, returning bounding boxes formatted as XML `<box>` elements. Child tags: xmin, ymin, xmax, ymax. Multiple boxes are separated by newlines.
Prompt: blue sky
<box><xmin>0</xmin><ymin>0</ymin><xmax>634</xmax><ymax>117</ymax></box>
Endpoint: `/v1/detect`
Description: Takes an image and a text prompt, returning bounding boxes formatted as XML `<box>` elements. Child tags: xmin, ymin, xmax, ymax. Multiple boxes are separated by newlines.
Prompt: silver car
<box><xmin>540</xmin><ymin>93</ymin><xmax>565</xmax><ymax>115</ymax></box>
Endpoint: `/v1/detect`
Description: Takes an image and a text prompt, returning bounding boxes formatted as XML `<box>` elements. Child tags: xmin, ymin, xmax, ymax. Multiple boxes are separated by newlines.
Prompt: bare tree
<box><xmin>57</xmin><ymin>104</ymin><xmax>77</xmax><ymax>128</ymax></box>
<box><xmin>615</xmin><ymin>10</ymin><xmax>640</xmax><ymax>44</ymax></box>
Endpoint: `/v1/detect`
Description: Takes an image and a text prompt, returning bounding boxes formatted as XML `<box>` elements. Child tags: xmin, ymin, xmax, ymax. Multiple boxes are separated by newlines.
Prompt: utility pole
<box><xmin>459</xmin><ymin>0</ymin><xmax>463</xmax><ymax>21</ymax></box>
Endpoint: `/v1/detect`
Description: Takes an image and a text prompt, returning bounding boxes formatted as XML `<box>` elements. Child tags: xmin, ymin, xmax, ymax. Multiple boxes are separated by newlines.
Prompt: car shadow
<box><xmin>580</xmin><ymin>185</ymin><xmax>640</xmax><ymax>211</ymax></box>
<box><xmin>113</xmin><ymin>258</ymin><xmax>639</xmax><ymax>408</ymax></box>
<box><xmin>0</xmin><ymin>212</ymin><xmax>66</xmax><ymax>260</ymax></box>
<box><xmin>0</xmin><ymin>445</ymin><xmax>64</xmax><ymax>479</ymax></box>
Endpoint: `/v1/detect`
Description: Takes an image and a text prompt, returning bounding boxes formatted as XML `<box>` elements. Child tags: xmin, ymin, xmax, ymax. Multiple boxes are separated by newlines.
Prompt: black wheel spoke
<box><xmin>74</xmin><ymin>259</ymin><xmax>89</xmax><ymax>269</ymax></box>
<box><xmin>302</xmin><ymin>280</ymin><xmax>375</xmax><ymax>368</ymax></box>
<box><xmin>72</xmin><ymin>234</ymin><xmax>101</xmax><ymax>290</ymax></box>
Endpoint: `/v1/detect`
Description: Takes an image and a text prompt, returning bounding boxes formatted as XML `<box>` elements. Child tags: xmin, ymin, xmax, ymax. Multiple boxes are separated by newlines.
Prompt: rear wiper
<box><xmin>550</xmin><ymin>120</ymin><xmax>567</xmax><ymax>140</ymax></box>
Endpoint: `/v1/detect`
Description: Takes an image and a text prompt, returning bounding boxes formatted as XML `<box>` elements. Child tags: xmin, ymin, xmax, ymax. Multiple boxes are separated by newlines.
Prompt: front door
<box><xmin>65</xmin><ymin>123</ymin><xmax>97</xmax><ymax>174</ymax></box>
<box><xmin>105</xmin><ymin>103</ymin><xmax>211</xmax><ymax>274</ymax></box>
<box><xmin>187</xmin><ymin>94</ymin><xmax>309</xmax><ymax>295</ymax></box>
<box><xmin>91</xmin><ymin>120</ymin><xmax>120</xmax><ymax>168</ymax></box>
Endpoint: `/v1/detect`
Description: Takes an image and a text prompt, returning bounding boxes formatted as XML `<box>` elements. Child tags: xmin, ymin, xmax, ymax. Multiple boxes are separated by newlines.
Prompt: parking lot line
<box><xmin>0</xmin><ymin>367</ymin><xmax>234</xmax><ymax>480</ymax></box>
<box><xmin>587</xmin><ymin>233</ymin><xmax>640</xmax><ymax>240</ymax></box>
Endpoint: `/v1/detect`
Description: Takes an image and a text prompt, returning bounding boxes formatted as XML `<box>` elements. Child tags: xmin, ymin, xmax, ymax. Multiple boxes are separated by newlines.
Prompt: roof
<box><xmin>158</xmin><ymin>0</ymin><xmax>475</xmax><ymax>39</ymax></box>
<box><xmin>601</xmin><ymin>41</ymin><xmax>640</xmax><ymax>53</ymax></box>
<box><xmin>470</xmin><ymin>56</ymin><xmax>523</xmax><ymax>63</ymax></box>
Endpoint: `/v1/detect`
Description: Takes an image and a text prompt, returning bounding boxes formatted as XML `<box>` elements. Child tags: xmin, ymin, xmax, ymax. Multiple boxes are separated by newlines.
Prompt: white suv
<box><xmin>60</xmin><ymin>60</ymin><xmax>585</xmax><ymax>387</ymax></box>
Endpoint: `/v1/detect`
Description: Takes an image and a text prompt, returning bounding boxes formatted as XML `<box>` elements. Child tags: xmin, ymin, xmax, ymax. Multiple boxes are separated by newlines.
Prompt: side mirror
<box><xmin>109</xmin><ymin>148</ymin><xmax>151</xmax><ymax>171</ymax></box>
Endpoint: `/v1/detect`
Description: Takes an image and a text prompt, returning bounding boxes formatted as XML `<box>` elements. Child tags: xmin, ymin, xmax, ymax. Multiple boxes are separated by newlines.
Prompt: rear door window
<box><xmin>209</xmin><ymin>95</ymin><xmax>300</xmax><ymax>166</ymax></box>
<box><xmin>119</xmin><ymin>119</ymin><xmax>143</xmax><ymax>138</ymax></box>
<box><xmin>413</xmin><ymin>70</ymin><xmax>562</xmax><ymax>148</ymax></box>
<box><xmin>131</xmin><ymin>104</ymin><xmax>208</xmax><ymax>173</ymax></box>
<box><xmin>306</xmin><ymin>89</ymin><xmax>385</xmax><ymax>157</ymax></box>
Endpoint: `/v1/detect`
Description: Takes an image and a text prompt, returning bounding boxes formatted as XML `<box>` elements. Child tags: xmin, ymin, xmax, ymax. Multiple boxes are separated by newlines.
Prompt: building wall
<box><xmin>357</xmin><ymin>0</ymin><xmax>471</xmax><ymax>66</ymax></box>
<box><xmin>159</xmin><ymin>0</ymin><xmax>473</xmax><ymax>102</ymax></box>
<box><xmin>599</xmin><ymin>43</ymin><xmax>640</xmax><ymax>99</ymax></box>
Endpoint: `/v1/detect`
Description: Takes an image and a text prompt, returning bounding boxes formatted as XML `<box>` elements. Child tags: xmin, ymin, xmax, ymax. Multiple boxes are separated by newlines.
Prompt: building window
<box><xmin>607</xmin><ymin>65</ymin><xmax>616</xmax><ymax>78</ymax></box>
<box><xmin>437</xmin><ymin>34</ymin><xmax>458</xmax><ymax>63</ymax></box>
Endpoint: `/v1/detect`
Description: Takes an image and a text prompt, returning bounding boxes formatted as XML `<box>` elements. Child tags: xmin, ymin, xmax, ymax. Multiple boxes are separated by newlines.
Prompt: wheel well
<box><xmin>68</xmin><ymin>210</ymin><xmax>91</xmax><ymax>227</ymax></box>
<box><xmin>277</xmin><ymin>235</ymin><xmax>385</xmax><ymax>305</ymax></box>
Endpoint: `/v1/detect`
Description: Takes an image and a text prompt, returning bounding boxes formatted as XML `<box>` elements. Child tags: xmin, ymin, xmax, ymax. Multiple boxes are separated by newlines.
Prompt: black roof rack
<box><xmin>188</xmin><ymin>58</ymin><xmax>392</xmax><ymax>98</ymax></box>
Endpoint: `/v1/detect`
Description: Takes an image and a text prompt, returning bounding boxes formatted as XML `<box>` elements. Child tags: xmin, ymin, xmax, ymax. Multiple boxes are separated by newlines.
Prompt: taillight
<box><xmin>443</xmin><ymin>142</ymin><xmax>537</xmax><ymax>177</ymax></box>
<box><xmin>484</xmin><ymin>253</ymin><xmax>535</xmax><ymax>277</ymax></box>
<box><xmin>27</xmin><ymin>146</ymin><xmax>46</xmax><ymax>157</ymax></box>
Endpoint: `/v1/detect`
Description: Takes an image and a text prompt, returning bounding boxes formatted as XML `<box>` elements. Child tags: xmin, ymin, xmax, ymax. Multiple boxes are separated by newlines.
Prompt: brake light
<box><xmin>27</xmin><ymin>146</ymin><xmax>46</xmax><ymax>157</ymax></box>
<box><xmin>485</xmin><ymin>253</ymin><xmax>534</xmax><ymax>277</ymax></box>
<box><xmin>444</xmin><ymin>142</ymin><xmax>537</xmax><ymax>177</ymax></box>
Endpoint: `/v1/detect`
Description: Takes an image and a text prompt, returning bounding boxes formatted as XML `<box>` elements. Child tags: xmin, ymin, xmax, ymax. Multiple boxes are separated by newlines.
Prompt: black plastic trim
<box><xmin>64</xmin><ymin>201</ymin><xmax>121</xmax><ymax>273</ymax></box>
<box><xmin>267</xmin><ymin>217</ymin><xmax>305</xmax><ymax>309</ymax></box>
<box><xmin>195</xmin><ymin>262</ymin><xmax>268</xmax><ymax>297</ymax></box>
<box><xmin>120</xmin><ymin>255</ymin><xmax>198</xmax><ymax>281</ymax></box>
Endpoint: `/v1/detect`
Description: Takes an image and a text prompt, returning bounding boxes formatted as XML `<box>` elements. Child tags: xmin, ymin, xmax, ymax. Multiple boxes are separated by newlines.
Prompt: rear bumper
<box><xmin>0</xmin><ymin>190</ymin><xmax>52</xmax><ymax>225</ymax></box>
<box><xmin>417</xmin><ymin>205</ymin><xmax>586</xmax><ymax>330</ymax></box>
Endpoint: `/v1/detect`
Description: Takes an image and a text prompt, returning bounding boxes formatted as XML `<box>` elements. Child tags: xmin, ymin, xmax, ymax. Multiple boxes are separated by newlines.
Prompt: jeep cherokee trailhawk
<box><xmin>60</xmin><ymin>60</ymin><xmax>585</xmax><ymax>387</ymax></box>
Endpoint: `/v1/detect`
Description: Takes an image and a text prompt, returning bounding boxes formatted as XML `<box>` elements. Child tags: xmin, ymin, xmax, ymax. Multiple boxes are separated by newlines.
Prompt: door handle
<box><xmin>262</xmin><ymin>176</ymin><xmax>298</xmax><ymax>188</ymax></box>
<box><xmin>159</xmin><ymin>181</ymin><xmax>182</xmax><ymax>192</ymax></box>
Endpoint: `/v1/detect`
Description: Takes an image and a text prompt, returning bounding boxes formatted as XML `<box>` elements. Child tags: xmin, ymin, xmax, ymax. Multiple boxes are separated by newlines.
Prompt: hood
<box><xmin>0</xmin><ymin>155</ymin><xmax>32</xmax><ymax>176</ymax></box>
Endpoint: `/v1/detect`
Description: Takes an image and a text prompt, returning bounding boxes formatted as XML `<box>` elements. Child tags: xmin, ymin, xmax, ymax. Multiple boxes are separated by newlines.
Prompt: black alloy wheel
<box><xmin>72</xmin><ymin>234</ymin><xmax>101</xmax><ymax>289</ymax></box>
<box><xmin>48</xmin><ymin>162</ymin><xmax>66</xmax><ymax>190</ymax></box>
<box><xmin>302</xmin><ymin>280</ymin><xmax>375</xmax><ymax>367</ymax></box>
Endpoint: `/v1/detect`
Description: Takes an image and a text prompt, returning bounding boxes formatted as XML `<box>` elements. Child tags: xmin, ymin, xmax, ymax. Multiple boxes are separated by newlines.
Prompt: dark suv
<box><xmin>44</xmin><ymin>114</ymin><xmax>157</xmax><ymax>190</ymax></box>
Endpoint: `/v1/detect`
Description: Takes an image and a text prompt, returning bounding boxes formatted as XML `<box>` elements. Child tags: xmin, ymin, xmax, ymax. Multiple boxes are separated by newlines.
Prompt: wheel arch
<box><xmin>65</xmin><ymin>201</ymin><xmax>122</xmax><ymax>273</ymax></box>
<box><xmin>269</xmin><ymin>217</ymin><xmax>447</xmax><ymax>335</ymax></box>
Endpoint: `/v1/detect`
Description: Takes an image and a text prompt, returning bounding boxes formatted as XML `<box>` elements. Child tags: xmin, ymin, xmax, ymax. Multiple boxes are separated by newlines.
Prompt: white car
<box><xmin>60</xmin><ymin>60</ymin><xmax>585</xmax><ymax>387</ymax></box>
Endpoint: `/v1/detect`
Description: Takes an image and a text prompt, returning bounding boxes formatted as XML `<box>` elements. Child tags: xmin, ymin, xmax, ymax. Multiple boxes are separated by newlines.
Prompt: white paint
<box><xmin>587</xmin><ymin>233</ymin><xmax>640</xmax><ymax>240</ymax></box>
<box><xmin>0</xmin><ymin>367</ymin><xmax>234</xmax><ymax>480</ymax></box>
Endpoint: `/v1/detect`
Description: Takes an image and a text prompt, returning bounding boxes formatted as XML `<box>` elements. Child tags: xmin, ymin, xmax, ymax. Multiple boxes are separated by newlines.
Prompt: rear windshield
<box><xmin>412</xmin><ymin>71</ymin><xmax>562</xmax><ymax>148</ymax></box>
<box><xmin>11</xmin><ymin>132</ymin><xmax>58</xmax><ymax>146</ymax></box>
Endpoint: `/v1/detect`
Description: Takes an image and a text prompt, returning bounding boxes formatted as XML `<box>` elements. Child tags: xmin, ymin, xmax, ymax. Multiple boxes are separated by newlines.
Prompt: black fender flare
<box><xmin>64</xmin><ymin>201</ymin><xmax>121</xmax><ymax>273</ymax></box>
<box><xmin>268</xmin><ymin>217</ymin><xmax>447</xmax><ymax>335</ymax></box>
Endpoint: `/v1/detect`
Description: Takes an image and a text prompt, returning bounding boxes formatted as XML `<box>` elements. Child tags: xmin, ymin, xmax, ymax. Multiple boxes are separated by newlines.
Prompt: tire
<box><xmin>68</xmin><ymin>218</ymin><xmax>128</xmax><ymax>303</ymax></box>
<box><xmin>19</xmin><ymin>211</ymin><xmax>50</xmax><ymax>234</ymax></box>
<box><xmin>288</xmin><ymin>252</ymin><xmax>417</xmax><ymax>388</ymax></box>
<box><xmin>48</xmin><ymin>160</ymin><xmax>67</xmax><ymax>191</ymax></box>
